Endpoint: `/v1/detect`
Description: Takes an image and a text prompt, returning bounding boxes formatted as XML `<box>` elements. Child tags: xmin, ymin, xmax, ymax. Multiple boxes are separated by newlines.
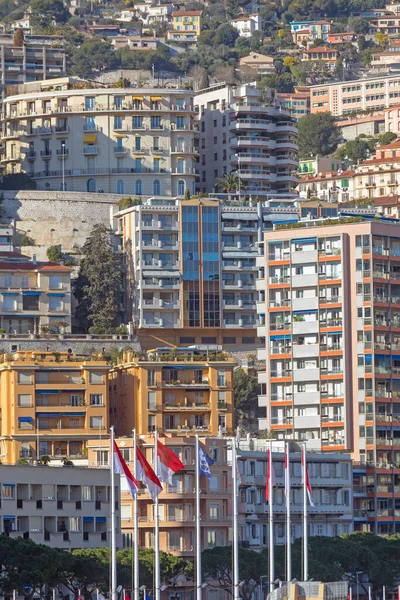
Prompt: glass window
<box><xmin>83</xmin><ymin>485</ymin><xmax>93</xmax><ymax>500</ymax></box>
<box><xmin>210</xmin><ymin>475</ymin><xmax>219</xmax><ymax>491</ymax></box>
<box><xmin>135</xmin><ymin>180</ymin><xmax>143</xmax><ymax>195</ymax></box>
<box><xmin>90</xmin><ymin>394</ymin><xmax>103</xmax><ymax>406</ymax></box>
<box><xmin>18</xmin><ymin>394</ymin><xmax>31</xmax><ymax>407</ymax></box>
<box><xmin>2</xmin><ymin>484</ymin><xmax>15</xmax><ymax>499</ymax></box>
<box><xmin>132</xmin><ymin>116</ymin><xmax>143</xmax><ymax>129</ymax></box>
<box><xmin>114</xmin><ymin>116</ymin><xmax>123</xmax><ymax>130</ymax></box>
<box><xmin>49</xmin><ymin>297</ymin><xmax>63</xmax><ymax>311</ymax></box>
<box><xmin>90</xmin><ymin>416</ymin><xmax>103</xmax><ymax>429</ymax></box>
<box><xmin>148</xmin><ymin>391</ymin><xmax>156</xmax><ymax>409</ymax></box>
<box><xmin>90</xmin><ymin>371</ymin><xmax>104</xmax><ymax>384</ymax></box>
<box><xmin>69</xmin><ymin>517</ymin><xmax>80</xmax><ymax>532</ymax></box>
<box><xmin>3</xmin><ymin>296</ymin><xmax>16</xmax><ymax>311</ymax></box>
<box><xmin>18</xmin><ymin>371</ymin><xmax>32</xmax><ymax>384</ymax></box>
<box><xmin>153</xmin><ymin>180</ymin><xmax>161</xmax><ymax>195</ymax></box>
<box><xmin>23</xmin><ymin>295</ymin><xmax>38</xmax><ymax>310</ymax></box>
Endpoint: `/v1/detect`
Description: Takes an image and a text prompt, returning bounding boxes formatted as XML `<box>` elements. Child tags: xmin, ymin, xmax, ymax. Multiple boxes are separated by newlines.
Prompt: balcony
<box><xmin>83</xmin><ymin>146</ymin><xmax>98</xmax><ymax>155</ymax></box>
<box><xmin>40</xmin><ymin>150</ymin><xmax>52</xmax><ymax>159</ymax></box>
<box><xmin>56</xmin><ymin>148</ymin><xmax>68</xmax><ymax>158</ymax></box>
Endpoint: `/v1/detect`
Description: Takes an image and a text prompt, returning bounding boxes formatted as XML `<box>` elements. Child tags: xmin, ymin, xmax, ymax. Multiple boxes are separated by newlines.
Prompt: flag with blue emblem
<box><xmin>198</xmin><ymin>443</ymin><xmax>214</xmax><ymax>479</ymax></box>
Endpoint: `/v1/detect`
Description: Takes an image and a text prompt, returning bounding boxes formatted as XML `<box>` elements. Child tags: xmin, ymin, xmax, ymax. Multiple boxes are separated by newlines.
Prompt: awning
<box><xmin>83</xmin><ymin>135</ymin><xmax>97</xmax><ymax>143</ymax></box>
<box><xmin>132</xmin><ymin>96</ymin><xmax>143</xmax><ymax>101</ymax></box>
<box><xmin>292</xmin><ymin>237</ymin><xmax>317</xmax><ymax>243</ymax></box>
<box><xmin>22</xmin><ymin>291</ymin><xmax>41</xmax><ymax>296</ymax></box>
<box><xmin>83</xmin><ymin>517</ymin><xmax>94</xmax><ymax>522</ymax></box>
<box><xmin>221</xmin><ymin>212</ymin><xmax>258</xmax><ymax>221</ymax></box>
<box><xmin>152</xmin><ymin>155</ymin><xmax>162</xmax><ymax>159</ymax></box>
<box><xmin>96</xmin><ymin>517</ymin><xmax>106</xmax><ymax>523</ymax></box>
<box><xmin>61</xmin><ymin>412</ymin><xmax>85</xmax><ymax>417</ymax></box>
<box><xmin>36</xmin><ymin>390</ymin><xmax>59</xmax><ymax>394</ymax></box>
<box><xmin>3</xmin><ymin>515</ymin><xmax>15</xmax><ymax>520</ymax></box>
<box><xmin>270</xmin><ymin>334</ymin><xmax>291</xmax><ymax>340</ymax></box>
<box><xmin>48</xmin><ymin>293</ymin><xmax>65</xmax><ymax>297</ymax></box>
<box><xmin>163</xmin><ymin>365</ymin><xmax>200</xmax><ymax>370</ymax></box>
<box><xmin>114</xmin><ymin>133</ymin><xmax>127</xmax><ymax>138</ymax></box>
<box><xmin>3</xmin><ymin>484</ymin><xmax>15</xmax><ymax>487</ymax></box>
<box><xmin>133</xmin><ymin>155</ymin><xmax>143</xmax><ymax>159</ymax></box>
<box><xmin>19</xmin><ymin>416</ymin><xmax>33</xmax><ymax>422</ymax></box>
<box><xmin>3</xmin><ymin>314</ymin><xmax>36</xmax><ymax>318</ymax></box>
<box><xmin>2</xmin><ymin>292</ymin><xmax>18</xmax><ymax>296</ymax></box>
<box><xmin>150</xmin><ymin>96</ymin><xmax>162</xmax><ymax>101</ymax></box>
<box><xmin>222</xmin><ymin>252</ymin><xmax>257</xmax><ymax>258</ymax></box>
<box><xmin>36</xmin><ymin>413</ymin><xmax>61</xmax><ymax>417</ymax></box>
<box><xmin>293</xmin><ymin>309</ymin><xmax>318</xmax><ymax>313</ymax></box>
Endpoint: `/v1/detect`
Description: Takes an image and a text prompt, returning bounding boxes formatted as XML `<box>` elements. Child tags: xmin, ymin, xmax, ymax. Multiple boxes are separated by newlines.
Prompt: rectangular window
<box><xmin>18</xmin><ymin>394</ymin><xmax>31</xmax><ymax>407</ymax></box>
<box><xmin>2</xmin><ymin>484</ymin><xmax>15</xmax><ymax>499</ymax></box>
<box><xmin>18</xmin><ymin>371</ymin><xmax>32</xmax><ymax>384</ymax></box>
<box><xmin>148</xmin><ymin>391</ymin><xmax>156</xmax><ymax>410</ymax></box>
<box><xmin>3</xmin><ymin>296</ymin><xmax>16</xmax><ymax>311</ymax></box>
<box><xmin>148</xmin><ymin>415</ymin><xmax>156</xmax><ymax>432</ymax></box>
<box><xmin>90</xmin><ymin>416</ymin><xmax>103</xmax><ymax>429</ymax></box>
<box><xmin>83</xmin><ymin>486</ymin><xmax>93</xmax><ymax>501</ymax></box>
<box><xmin>147</xmin><ymin>370</ymin><xmax>155</xmax><ymax>386</ymax></box>
<box><xmin>69</xmin><ymin>517</ymin><xmax>80</xmax><ymax>532</ymax></box>
<box><xmin>90</xmin><ymin>394</ymin><xmax>103</xmax><ymax>406</ymax></box>
<box><xmin>49</xmin><ymin>297</ymin><xmax>63</xmax><ymax>311</ymax></box>
<box><xmin>89</xmin><ymin>371</ymin><xmax>103</xmax><ymax>384</ymax></box>
<box><xmin>49</xmin><ymin>276</ymin><xmax>62</xmax><ymax>290</ymax></box>
<box><xmin>23</xmin><ymin>295</ymin><xmax>38</xmax><ymax>311</ymax></box>
<box><xmin>218</xmin><ymin>370</ymin><xmax>226</xmax><ymax>386</ymax></box>
<box><xmin>207</xmin><ymin>530</ymin><xmax>217</xmax><ymax>547</ymax></box>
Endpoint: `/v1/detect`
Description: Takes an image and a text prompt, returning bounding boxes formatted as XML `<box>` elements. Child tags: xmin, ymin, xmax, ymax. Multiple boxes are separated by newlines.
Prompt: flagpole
<box><xmin>269</xmin><ymin>441</ymin><xmax>274</xmax><ymax>593</ymax></box>
<box><xmin>196</xmin><ymin>434</ymin><xmax>202</xmax><ymax>600</ymax></box>
<box><xmin>232</xmin><ymin>438</ymin><xmax>239</xmax><ymax>600</ymax></box>
<box><xmin>154</xmin><ymin>430</ymin><xmax>160</xmax><ymax>600</ymax></box>
<box><xmin>286</xmin><ymin>442</ymin><xmax>291</xmax><ymax>583</ymax></box>
<box><xmin>110</xmin><ymin>426</ymin><xmax>117</xmax><ymax>600</ymax></box>
<box><xmin>133</xmin><ymin>429</ymin><xmax>139</xmax><ymax>600</ymax></box>
<box><xmin>302</xmin><ymin>443</ymin><xmax>308</xmax><ymax>582</ymax></box>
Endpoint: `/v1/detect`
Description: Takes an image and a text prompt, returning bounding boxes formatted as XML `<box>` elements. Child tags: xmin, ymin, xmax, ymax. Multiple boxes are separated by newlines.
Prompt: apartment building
<box><xmin>167</xmin><ymin>10</ymin><xmax>202</xmax><ymax>44</ymax></box>
<box><xmin>0</xmin><ymin>351</ymin><xmax>111</xmax><ymax>464</ymax></box>
<box><xmin>0</xmin><ymin>254</ymin><xmax>72</xmax><ymax>334</ymax></box>
<box><xmin>0</xmin><ymin>35</ymin><xmax>66</xmax><ymax>97</ymax></box>
<box><xmin>256</xmin><ymin>221</ymin><xmax>400</xmax><ymax>533</ymax></box>
<box><xmin>310</xmin><ymin>74</ymin><xmax>400</xmax><ymax>116</ymax></box>
<box><xmin>88</xmin><ymin>435</ymin><xmax>231</xmax><ymax>557</ymax></box>
<box><xmin>115</xmin><ymin>196</ymin><xmax>300</xmax><ymax>350</ymax></box>
<box><xmin>277</xmin><ymin>86</ymin><xmax>311</xmax><ymax>120</ymax></box>
<box><xmin>302</xmin><ymin>46</ymin><xmax>339</xmax><ymax>70</ymax></box>
<box><xmin>290</xmin><ymin>20</ymin><xmax>332</xmax><ymax>44</ymax></box>
<box><xmin>231</xmin><ymin>14</ymin><xmax>261</xmax><ymax>37</ymax></box>
<box><xmin>239</xmin><ymin>53</ymin><xmax>275</xmax><ymax>76</ymax></box>
<box><xmin>109</xmin><ymin>347</ymin><xmax>234</xmax><ymax>436</ymax></box>
<box><xmin>0</xmin><ymin>464</ymin><xmax>119</xmax><ymax>549</ymax></box>
<box><xmin>1</xmin><ymin>78</ymin><xmax>198</xmax><ymax>195</ymax></box>
<box><xmin>298</xmin><ymin>170</ymin><xmax>355</xmax><ymax>203</ymax></box>
<box><xmin>232</xmin><ymin>440</ymin><xmax>353</xmax><ymax>548</ymax></box>
<box><xmin>195</xmin><ymin>82</ymin><xmax>298</xmax><ymax>198</ymax></box>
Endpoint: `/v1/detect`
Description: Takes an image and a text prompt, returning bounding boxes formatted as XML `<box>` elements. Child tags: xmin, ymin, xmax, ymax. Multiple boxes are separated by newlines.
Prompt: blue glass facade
<box><xmin>182</xmin><ymin>205</ymin><xmax>200</xmax><ymax>327</ymax></box>
<box><xmin>202</xmin><ymin>206</ymin><xmax>220</xmax><ymax>327</ymax></box>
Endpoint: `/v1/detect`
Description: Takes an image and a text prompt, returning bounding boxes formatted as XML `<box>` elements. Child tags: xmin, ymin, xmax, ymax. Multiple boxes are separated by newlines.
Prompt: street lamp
<box><xmin>356</xmin><ymin>571</ymin><xmax>363</xmax><ymax>600</ymax></box>
<box><xmin>259</xmin><ymin>576</ymin><xmax>268</xmax><ymax>600</ymax></box>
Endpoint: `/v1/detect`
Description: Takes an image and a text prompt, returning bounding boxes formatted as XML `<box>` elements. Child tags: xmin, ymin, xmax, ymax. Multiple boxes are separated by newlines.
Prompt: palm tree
<box><xmin>216</xmin><ymin>173</ymin><xmax>244</xmax><ymax>200</ymax></box>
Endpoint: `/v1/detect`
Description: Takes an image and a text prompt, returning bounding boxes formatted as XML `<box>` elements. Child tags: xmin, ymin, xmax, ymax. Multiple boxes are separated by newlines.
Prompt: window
<box><xmin>83</xmin><ymin>485</ymin><xmax>93</xmax><ymax>500</ymax></box>
<box><xmin>147</xmin><ymin>370</ymin><xmax>155</xmax><ymax>386</ymax></box>
<box><xmin>148</xmin><ymin>415</ymin><xmax>156</xmax><ymax>432</ymax></box>
<box><xmin>36</xmin><ymin>371</ymin><xmax>48</xmax><ymax>383</ymax></box>
<box><xmin>114</xmin><ymin>116</ymin><xmax>123</xmax><ymax>130</ymax></box>
<box><xmin>87</xmin><ymin>178</ymin><xmax>96</xmax><ymax>192</ymax></box>
<box><xmin>90</xmin><ymin>394</ymin><xmax>103</xmax><ymax>406</ymax></box>
<box><xmin>3</xmin><ymin>296</ymin><xmax>16</xmax><ymax>311</ymax></box>
<box><xmin>90</xmin><ymin>416</ymin><xmax>103</xmax><ymax>429</ymax></box>
<box><xmin>148</xmin><ymin>391</ymin><xmax>156</xmax><ymax>410</ymax></box>
<box><xmin>70</xmin><ymin>517</ymin><xmax>80</xmax><ymax>532</ymax></box>
<box><xmin>132</xmin><ymin>116</ymin><xmax>143</xmax><ymax>129</ymax></box>
<box><xmin>90</xmin><ymin>371</ymin><xmax>103</xmax><ymax>384</ymax></box>
<box><xmin>153</xmin><ymin>180</ymin><xmax>161</xmax><ymax>195</ymax></box>
<box><xmin>210</xmin><ymin>475</ymin><xmax>219</xmax><ymax>491</ymax></box>
<box><xmin>22</xmin><ymin>295</ymin><xmax>39</xmax><ymax>310</ymax></box>
<box><xmin>117</xmin><ymin>180</ymin><xmax>125</xmax><ymax>194</ymax></box>
<box><xmin>18</xmin><ymin>394</ymin><xmax>31</xmax><ymax>407</ymax></box>
<box><xmin>18</xmin><ymin>371</ymin><xmax>32</xmax><ymax>384</ymax></box>
<box><xmin>178</xmin><ymin>180</ymin><xmax>185</xmax><ymax>196</ymax></box>
<box><xmin>2</xmin><ymin>484</ymin><xmax>15</xmax><ymax>499</ymax></box>
<box><xmin>135</xmin><ymin>180</ymin><xmax>143</xmax><ymax>195</ymax></box>
<box><xmin>218</xmin><ymin>414</ymin><xmax>226</xmax><ymax>430</ymax></box>
<box><xmin>218</xmin><ymin>370</ymin><xmax>226</xmax><ymax>386</ymax></box>
<box><xmin>176</xmin><ymin>116</ymin><xmax>184</xmax><ymax>129</ymax></box>
<box><xmin>209</xmin><ymin>504</ymin><xmax>219</xmax><ymax>520</ymax></box>
<box><xmin>49</xmin><ymin>296</ymin><xmax>63</xmax><ymax>311</ymax></box>
<box><xmin>207</xmin><ymin>530</ymin><xmax>217</xmax><ymax>547</ymax></box>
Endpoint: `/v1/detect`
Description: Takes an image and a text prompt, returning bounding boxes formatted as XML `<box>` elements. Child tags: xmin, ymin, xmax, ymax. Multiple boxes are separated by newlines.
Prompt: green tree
<box><xmin>298</xmin><ymin>112</ymin><xmax>342</xmax><ymax>159</ymax></box>
<box><xmin>336</xmin><ymin>136</ymin><xmax>376</xmax><ymax>163</ymax></box>
<box><xmin>377</xmin><ymin>131</ymin><xmax>397</xmax><ymax>146</ymax></box>
<box><xmin>233</xmin><ymin>368</ymin><xmax>261</xmax><ymax>433</ymax></box>
<box><xmin>74</xmin><ymin>224</ymin><xmax>121</xmax><ymax>333</ymax></box>
<box><xmin>349</xmin><ymin>18</ymin><xmax>371</xmax><ymax>34</ymax></box>
<box><xmin>215</xmin><ymin>173</ymin><xmax>243</xmax><ymax>198</ymax></box>
<box><xmin>71</xmin><ymin>39</ymin><xmax>116</xmax><ymax>77</ymax></box>
<box><xmin>214</xmin><ymin>23</ymin><xmax>239</xmax><ymax>47</ymax></box>
<box><xmin>13</xmin><ymin>27</ymin><xmax>24</xmax><ymax>46</ymax></box>
<box><xmin>30</xmin><ymin>0</ymin><xmax>70</xmax><ymax>30</ymax></box>
<box><xmin>259</xmin><ymin>72</ymin><xmax>294</xmax><ymax>92</ymax></box>
<box><xmin>202</xmin><ymin>547</ymin><xmax>265</xmax><ymax>600</ymax></box>
<box><xmin>47</xmin><ymin>245</ymin><xmax>63</xmax><ymax>263</ymax></box>
<box><xmin>0</xmin><ymin>173</ymin><xmax>36</xmax><ymax>190</ymax></box>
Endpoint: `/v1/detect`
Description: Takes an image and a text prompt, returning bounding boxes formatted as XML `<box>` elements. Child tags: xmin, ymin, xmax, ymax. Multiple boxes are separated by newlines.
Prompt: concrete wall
<box><xmin>0</xmin><ymin>334</ymin><xmax>141</xmax><ymax>354</ymax></box>
<box><xmin>2</xmin><ymin>190</ymin><xmax>119</xmax><ymax>261</ymax></box>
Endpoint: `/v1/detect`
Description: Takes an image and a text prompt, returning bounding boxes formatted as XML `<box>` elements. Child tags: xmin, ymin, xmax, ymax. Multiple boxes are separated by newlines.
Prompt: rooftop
<box><xmin>0</xmin><ymin>350</ymin><xmax>111</xmax><ymax>366</ymax></box>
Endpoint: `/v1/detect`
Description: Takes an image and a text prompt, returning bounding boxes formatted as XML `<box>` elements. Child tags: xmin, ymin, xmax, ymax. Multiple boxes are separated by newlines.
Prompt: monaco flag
<box><xmin>113</xmin><ymin>441</ymin><xmax>139</xmax><ymax>499</ymax></box>
<box><xmin>265</xmin><ymin>448</ymin><xmax>276</xmax><ymax>501</ymax></box>
<box><xmin>136</xmin><ymin>446</ymin><xmax>163</xmax><ymax>501</ymax></box>
<box><xmin>157</xmin><ymin>440</ymin><xmax>184</xmax><ymax>484</ymax></box>
<box><xmin>284</xmin><ymin>443</ymin><xmax>290</xmax><ymax>505</ymax></box>
<box><xmin>302</xmin><ymin>446</ymin><xmax>315</xmax><ymax>507</ymax></box>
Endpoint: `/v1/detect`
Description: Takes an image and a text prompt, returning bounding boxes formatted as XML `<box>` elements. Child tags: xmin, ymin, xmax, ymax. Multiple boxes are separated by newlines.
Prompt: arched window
<box><xmin>117</xmin><ymin>180</ymin><xmax>125</xmax><ymax>194</ymax></box>
<box><xmin>135</xmin><ymin>180</ymin><xmax>143</xmax><ymax>195</ymax></box>
<box><xmin>153</xmin><ymin>179</ymin><xmax>161</xmax><ymax>196</ymax></box>
<box><xmin>178</xmin><ymin>179</ymin><xmax>185</xmax><ymax>196</ymax></box>
<box><xmin>45</xmin><ymin>182</ymin><xmax>51</xmax><ymax>189</ymax></box>
<box><xmin>87</xmin><ymin>178</ymin><xmax>96</xmax><ymax>192</ymax></box>
<box><xmin>192</xmin><ymin>180</ymin><xmax>196</xmax><ymax>196</ymax></box>
<box><xmin>59</xmin><ymin>181</ymin><xmax>67</xmax><ymax>191</ymax></box>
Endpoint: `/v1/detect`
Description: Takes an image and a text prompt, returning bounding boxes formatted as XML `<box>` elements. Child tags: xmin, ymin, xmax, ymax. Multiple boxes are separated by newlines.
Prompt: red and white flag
<box><xmin>157</xmin><ymin>440</ymin><xmax>184</xmax><ymax>484</ymax></box>
<box><xmin>265</xmin><ymin>448</ymin><xmax>276</xmax><ymax>501</ymax></box>
<box><xmin>123</xmin><ymin>590</ymin><xmax>131</xmax><ymax>600</ymax></box>
<box><xmin>302</xmin><ymin>446</ymin><xmax>314</xmax><ymax>507</ymax></box>
<box><xmin>347</xmin><ymin>587</ymin><xmax>352</xmax><ymax>600</ymax></box>
<box><xmin>77</xmin><ymin>590</ymin><xmax>82</xmax><ymax>600</ymax></box>
<box><xmin>136</xmin><ymin>446</ymin><xmax>162</xmax><ymax>501</ymax></box>
<box><xmin>284</xmin><ymin>443</ymin><xmax>290</xmax><ymax>505</ymax></box>
<box><xmin>113</xmin><ymin>440</ymin><xmax>139</xmax><ymax>499</ymax></box>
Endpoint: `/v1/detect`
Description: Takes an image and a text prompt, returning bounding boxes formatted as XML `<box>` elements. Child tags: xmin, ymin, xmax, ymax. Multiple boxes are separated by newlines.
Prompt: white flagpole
<box><xmin>302</xmin><ymin>443</ymin><xmax>308</xmax><ymax>582</ymax></box>
<box><xmin>110</xmin><ymin>426</ymin><xmax>117</xmax><ymax>600</ymax></box>
<box><xmin>133</xmin><ymin>429</ymin><xmax>139</xmax><ymax>600</ymax></box>
<box><xmin>368</xmin><ymin>587</ymin><xmax>372</xmax><ymax>600</ymax></box>
<box><xmin>196</xmin><ymin>434</ymin><xmax>202</xmax><ymax>600</ymax></box>
<box><xmin>269</xmin><ymin>441</ymin><xmax>274</xmax><ymax>592</ymax></box>
<box><xmin>232</xmin><ymin>438</ymin><xmax>239</xmax><ymax>600</ymax></box>
<box><xmin>286</xmin><ymin>442</ymin><xmax>291</xmax><ymax>583</ymax></box>
<box><xmin>382</xmin><ymin>587</ymin><xmax>386</xmax><ymax>600</ymax></box>
<box><xmin>154</xmin><ymin>430</ymin><xmax>160</xmax><ymax>600</ymax></box>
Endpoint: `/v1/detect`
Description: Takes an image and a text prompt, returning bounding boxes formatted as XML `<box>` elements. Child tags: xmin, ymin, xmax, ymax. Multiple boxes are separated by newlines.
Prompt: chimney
<box><xmin>32</xmin><ymin>254</ymin><xmax>37</xmax><ymax>264</ymax></box>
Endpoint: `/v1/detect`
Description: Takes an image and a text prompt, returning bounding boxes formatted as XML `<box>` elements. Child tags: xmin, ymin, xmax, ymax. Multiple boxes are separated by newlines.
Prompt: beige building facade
<box><xmin>0</xmin><ymin>463</ymin><xmax>119</xmax><ymax>549</ymax></box>
<box><xmin>1</xmin><ymin>78</ymin><xmax>198</xmax><ymax>196</ymax></box>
